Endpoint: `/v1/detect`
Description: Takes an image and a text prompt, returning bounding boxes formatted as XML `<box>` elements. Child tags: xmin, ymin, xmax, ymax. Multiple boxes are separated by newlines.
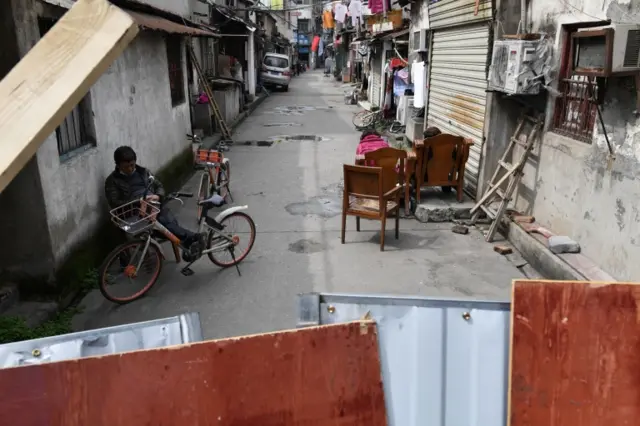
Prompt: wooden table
<box><xmin>355</xmin><ymin>150</ymin><xmax>416</xmax><ymax>215</ymax></box>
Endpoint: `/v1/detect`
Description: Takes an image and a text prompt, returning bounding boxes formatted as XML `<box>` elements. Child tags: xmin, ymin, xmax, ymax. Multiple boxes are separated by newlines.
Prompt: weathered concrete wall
<box><xmin>9</xmin><ymin>0</ymin><xmax>192</xmax><ymax>269</ymax></box>
<box><xmin>486</xmin><ymin>0</ymin><xmax>640</xmax><ymax>280</ymax></box>
<box><xmin>213</xmin><ymin>83</ymin><xmax>243</xmax><ymax>124</ymax></box>
<box><xmin>141</xmin><ymin>0</ymin><xmax>191</xmax><ymax>16</ymax></box>
<box><xmin>0</xmin><ymin>3</ymin><xmax>54</xmax><ymax>279</ymax></box>
<box><xmin>35</xmin><ymin>32</ymin><xmax>192</xmax><ymax>264</ymax></box>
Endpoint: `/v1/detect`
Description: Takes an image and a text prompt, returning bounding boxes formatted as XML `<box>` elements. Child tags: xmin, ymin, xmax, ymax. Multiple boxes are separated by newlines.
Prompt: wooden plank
<box><xmin>509</xmin><ymin>280</ymin><xmax>640</xmax><ymax>426</ymax></box>
<box><xmin>0</xmin><ymin>0</ymin><xmax>139</xmax><ymax>193</ymax></box>
<box><xmin>0</xmin><ymin>321</ymin><xmax>387</xmax><ymax>426</ymax></box>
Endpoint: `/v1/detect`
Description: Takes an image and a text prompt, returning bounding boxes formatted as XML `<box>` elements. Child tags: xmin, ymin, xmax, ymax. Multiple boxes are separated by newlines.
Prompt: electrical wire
<box><xmin>557</xmin><ymin>0</ymin><xmax>634</xmax><ymax>24</ymax></box>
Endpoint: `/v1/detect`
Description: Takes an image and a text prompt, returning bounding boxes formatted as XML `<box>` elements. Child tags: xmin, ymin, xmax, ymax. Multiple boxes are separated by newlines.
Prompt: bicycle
<box><xmin>188</xmin><ymin>133</ymin><xmax>232</xmax><ymax>205</ymax></box>
<box><xmin>352</xmin><ymin>108</ymin><xmax>394</xmax><ymax>132</ymax></box>
<box><xmin>98</xmin><ymin>178</ymin><xmax>256</xmax><ymax>304</ymax></box>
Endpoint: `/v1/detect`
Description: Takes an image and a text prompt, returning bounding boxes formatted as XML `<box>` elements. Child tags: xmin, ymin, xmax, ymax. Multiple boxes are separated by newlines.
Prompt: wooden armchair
<box><xmin>414</xmin><ymin>134</ymin><xmax>473</xmax><ymax>203</ymax></box>
<box><xmin>363</xmin><ymin>147</ymin><xmax>409</xmax><ymax>213</ymax></box>
<box><xmin>341</xmin><ymin>164</ymin><xmax>402</xmax><ymax>251</ymax></box>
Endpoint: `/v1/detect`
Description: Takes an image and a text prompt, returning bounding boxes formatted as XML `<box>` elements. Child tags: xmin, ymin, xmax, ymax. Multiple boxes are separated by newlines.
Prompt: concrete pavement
<box><xmin>74</xmin><ymin>71</ymin><xmax>530</xmax><ymax>340</ymax></box>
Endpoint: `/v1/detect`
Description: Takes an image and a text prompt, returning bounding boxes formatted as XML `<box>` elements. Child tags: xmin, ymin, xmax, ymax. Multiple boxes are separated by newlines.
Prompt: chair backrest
<box><xmin>363</xmin><ymin>147</ymin><xmax>406</xmax><ymax>193</ymax></box>
<box><xmin>419</xmin><ymin>134</ymin><xmax>466</xmax><ymax>183</ymax></box>
<box><xmin>343</xmin><ymin>164</ymin><xmax>382</xmax><ymax>199</ymax></box>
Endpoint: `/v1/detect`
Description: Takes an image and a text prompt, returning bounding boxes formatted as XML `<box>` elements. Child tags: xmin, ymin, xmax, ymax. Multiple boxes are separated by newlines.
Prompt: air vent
<box><xmin>623</xmin><ymin>29</ymin><xmax>640</xmax><ymax>68</ymax></box>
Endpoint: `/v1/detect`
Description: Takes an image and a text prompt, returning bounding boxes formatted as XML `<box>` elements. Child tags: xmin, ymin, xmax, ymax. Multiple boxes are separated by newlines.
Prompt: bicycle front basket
<box><xmin>195</xmin><ymin>148</ymin><xmax>223</xmax><ymax>166</ymax></box>
<box><xmin>109</xmin><ymin>199</ymin><xmax>160</xmax><ymax>234</ymax></box>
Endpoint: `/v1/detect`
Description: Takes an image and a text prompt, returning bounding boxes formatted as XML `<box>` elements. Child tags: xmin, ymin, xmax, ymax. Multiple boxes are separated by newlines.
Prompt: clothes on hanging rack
<box><xmin>334</xmin><ymin>3</ymin><xmax>348</xmax><ymax>24</ymax></box>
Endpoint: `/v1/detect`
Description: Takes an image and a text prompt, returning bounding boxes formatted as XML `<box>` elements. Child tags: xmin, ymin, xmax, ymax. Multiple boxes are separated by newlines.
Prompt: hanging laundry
<box><xmin>323</xmin><ymin>9</ymin><xmax>335</xmax><ymax>29</ymax></box>
<box><xmin>348</xmin><ymin>0</ymin><xmax>363</xmax><ymax>27</ymax></box>
<box><xmin>311</xmin><ymin>35</ymin><xmax>320</xmax><ymax>52</ymax></box>
<box><xmin>334</xmin><ymin>3</ymin><xmax>348</xmax><ymax>24</ymax></box>
<box><xmin>318</xmin><ymin>37</ymin><xmax>324</xmax><ymax>57</ymax></box>
<box><xmin>368</xmin><ymin>0</ymin><xmax>383</xmax><ymax>14</ymax></box>
<box><xmin>411</xmin><ymin>61</ymin><xmax>426</xmax><ymax>108</ymax></box>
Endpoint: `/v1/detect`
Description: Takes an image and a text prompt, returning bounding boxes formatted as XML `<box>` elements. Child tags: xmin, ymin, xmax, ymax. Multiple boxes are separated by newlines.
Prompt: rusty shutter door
<box><xmin>427</xmin><ymin>23</ymin><xmax>489</xmax><ymax>198</ymax></box>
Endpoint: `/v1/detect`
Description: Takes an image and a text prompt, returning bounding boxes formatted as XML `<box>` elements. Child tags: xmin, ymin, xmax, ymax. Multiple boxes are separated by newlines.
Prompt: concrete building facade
<box><xmin>0</xmin><ymin>0</ymin><xmax>211</xmax><ymax>285</ymax></box>
<box><xmin>484</xmin><ymin>0</ymin><xmax>640</xmax><ymax>280</ymax></box>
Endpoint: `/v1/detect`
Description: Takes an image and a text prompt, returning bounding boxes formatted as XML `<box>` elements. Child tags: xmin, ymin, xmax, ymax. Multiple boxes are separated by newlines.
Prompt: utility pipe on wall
<box><xmin>521</xmin><ymin>0</ymin><xmax>527</xmax><ymax>33</ymax></box>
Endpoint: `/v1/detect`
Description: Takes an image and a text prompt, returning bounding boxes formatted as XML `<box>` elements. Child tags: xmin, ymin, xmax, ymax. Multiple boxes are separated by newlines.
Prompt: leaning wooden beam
<box><xmin>0</xmin><ymin>321</ymin><xmax>387</xmax><ymax>425</ymax></box>
<box><xmin>0</xmin><ymin>0</ymin><xmax>139</xmax><ymax>193</ymax></box>
<box><xmin>509</xmin><ymin>279</ymin><xmax>640</xmax><ymax>425</ymax></box>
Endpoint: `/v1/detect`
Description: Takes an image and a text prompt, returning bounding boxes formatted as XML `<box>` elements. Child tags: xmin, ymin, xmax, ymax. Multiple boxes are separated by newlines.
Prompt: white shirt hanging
<box><xmin>334</xmin><ymin>4</ymin><xmax>348</xmax><ymax>23</ymax></box>
<box><xmin>348</xmin><ymin>0</ymin><xmax>363</xmax><ymax>27</ymax></box>
<box><xmin>411</xmin><ymin>61</ymin><xmax>425</xmax><ymax>108</ymax></box>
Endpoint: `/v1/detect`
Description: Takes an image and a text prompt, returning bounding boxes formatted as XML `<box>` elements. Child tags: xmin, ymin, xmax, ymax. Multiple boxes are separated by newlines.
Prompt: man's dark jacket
<box><xmin>104</xmin><ymin>165</ymin><xmax>165</xmax><ymax>209</ymax></box>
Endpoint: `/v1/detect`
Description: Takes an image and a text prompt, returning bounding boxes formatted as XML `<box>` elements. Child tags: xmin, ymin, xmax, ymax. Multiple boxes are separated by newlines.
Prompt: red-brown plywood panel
<box><xmin>510</xmin><ymin>280</ymin><xmax>640</xmax><ymax>426</ymax></box>
<box><xmin>0</xmin><ymin>321</ymin><xmax>387</xmax><ymax>426</ymax></box>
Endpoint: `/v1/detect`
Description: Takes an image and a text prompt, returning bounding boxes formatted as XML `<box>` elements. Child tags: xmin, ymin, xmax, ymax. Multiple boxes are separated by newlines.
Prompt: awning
<box><xmin>208</xmin><ymin>1</ymin><xmax>257</xmax><ymax>32</ymax></box>
<box><xmin>126</xmin><ymin>10</ymin><xmax>219</xmax><ymax>37</ymax></box>
<box><xmin>378</xmin><ymin>28</ymin><xmax>410</xmax><ymax>40</ymax></box>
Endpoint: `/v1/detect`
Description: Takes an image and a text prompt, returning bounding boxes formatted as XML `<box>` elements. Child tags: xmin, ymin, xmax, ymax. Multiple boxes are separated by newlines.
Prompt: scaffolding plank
<box><xmin>510</xmin><ymin>280</ymin><xmax>640</xmax><ymax>426</ymax></box>
<box><xmin>0</xmin><ymin>321</ymin><xmax>387</xmax><ymax>426</ymax></box>
<box><xmin>0</xmin><ymin>0</ymin><xmax>138</xmax><ymax>193</ymax></box>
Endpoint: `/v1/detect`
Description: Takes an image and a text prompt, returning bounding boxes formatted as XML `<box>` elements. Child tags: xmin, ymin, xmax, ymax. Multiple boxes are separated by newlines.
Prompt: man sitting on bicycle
<box><xmin>105</xmin><ymin>146</ymin><xmax>204</xmax><ymax>253</ymax></box>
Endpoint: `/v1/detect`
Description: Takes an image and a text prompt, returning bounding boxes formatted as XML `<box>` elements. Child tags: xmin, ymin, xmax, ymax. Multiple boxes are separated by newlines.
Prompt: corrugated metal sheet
<box><xmin>298</xmin><ymin>293</ymin><xmax>510</xmax><ymax>426</ymax></box>
<box><xmin>127</xmin><ymin>10</ymin><xmax>219</xmax><ymax>37</ymax></box>
<box><xmin>428</xmin><ymin>0</ymin><xmax>493</xmax><ymax>29</ymax></box>
<box><xmin>427</xmin><ymin>23</ymin><xmax>489</xmax><ymax>197</ymax></box>
<box><xmin>0</xmin><ymin>313</ymin><xmax>203</xmax><ymax>369</ymax></box>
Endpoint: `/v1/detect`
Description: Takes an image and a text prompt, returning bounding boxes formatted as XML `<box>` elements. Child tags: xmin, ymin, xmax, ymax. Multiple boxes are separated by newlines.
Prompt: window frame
<box><xmin>38</xmin><ymin>16</ymin><xmax>96</xmax><ymax>159</ymax></box>
<box><xmin>166</xmin><ymin>35</ymin><xmax>186</xmax><ymax>107</ymax></box>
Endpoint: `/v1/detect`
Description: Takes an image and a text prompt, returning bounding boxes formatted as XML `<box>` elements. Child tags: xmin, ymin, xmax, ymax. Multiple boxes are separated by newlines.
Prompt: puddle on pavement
<box><xmin>285</xmin><ymin>196</ymin><xmax>342</xmax><ymax>218</ymax></box>
<box><xmin>288</xmin><ymin>239</ymin><xmax>324</xmax><ymax>254</ymax></box>
<box><xmin>268</xmin><ymin>135</ymin><xmax>331</xmax><ymax>143</ymax></box>
<box><xmin>285</xmin><ymin>181</ymin><xmax>343</xmax><ymax>218</ymax></box>
<box><xmin>264</xmin><ymin>105</ymin><xmax>327</xmax><ymax>116</ymax></box>
<box><xmin>263</xmin><ymin>123</ymin><xmax>302</xmax><ymax>127</ymax></box>
<box><xmin>240</xmin><ymin>140</ymin><xmax>275</xmax><ymax>146</ymax></box>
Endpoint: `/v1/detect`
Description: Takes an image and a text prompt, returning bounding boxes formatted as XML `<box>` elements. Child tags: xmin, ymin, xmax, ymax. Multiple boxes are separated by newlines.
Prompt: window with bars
<box><xmin>39</xmin><ymin>16</ymin><xmax>96</xmax><ymax>158</ymax></box>
<box><xmin>166</xmin><ymin>36</ymin><xmax>185</xmax><ymax>107</ymax></box>
<box><xmin>552</xmin><ymin>25</ymin><xmax>604</xmax><ymax>143</ymax></box>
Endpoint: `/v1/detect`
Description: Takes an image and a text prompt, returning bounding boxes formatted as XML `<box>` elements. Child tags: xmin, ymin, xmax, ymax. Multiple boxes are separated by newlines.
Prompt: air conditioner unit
<box><xmin>612</xmin><ymin>24</ymin><xmax>640</xmax><ymax>72</ymax></box>
<box><xmin>411</xmin><ymin>29</ymin><xmax>428</xmax><ymax>52</ymax></box>
<box><xmin>396</xmin><ymin>95</ymin><xmax>414</xmax><ymax>126</ymax></box>
<box><xmin>488</xmin><ymin>39</ymin><xmax>541</xmax><ymax>95</ymax></box>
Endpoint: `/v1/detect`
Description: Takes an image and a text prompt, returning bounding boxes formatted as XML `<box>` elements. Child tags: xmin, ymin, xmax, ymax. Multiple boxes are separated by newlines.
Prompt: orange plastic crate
<box><xmin>195</xmin><ymin>149</ymin><xmax>223</xmax><ymax>164</ymax></box>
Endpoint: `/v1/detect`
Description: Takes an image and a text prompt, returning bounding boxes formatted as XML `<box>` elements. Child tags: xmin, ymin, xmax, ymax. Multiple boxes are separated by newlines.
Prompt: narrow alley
<box><xmin>74</xmin><ymin>70</ymin><xmax>527</xmax><ymax>340</ymax></box>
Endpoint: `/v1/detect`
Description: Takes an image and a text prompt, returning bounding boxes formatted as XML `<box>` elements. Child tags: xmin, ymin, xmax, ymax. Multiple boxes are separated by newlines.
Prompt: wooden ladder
<box><xmin>470</xmin><ymin>114</ymin><xmax>543</xmax><ymax>242</ymax></box>
<box><xmin>188</xmin><ymin>45</ymin><xmax>233</xmax><ymax>142</ymax></box>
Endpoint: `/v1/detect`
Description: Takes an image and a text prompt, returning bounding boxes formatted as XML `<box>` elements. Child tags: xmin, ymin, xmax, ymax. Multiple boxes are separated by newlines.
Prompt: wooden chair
<box><xmin>363</xmin><ymin>147</ymin><xmax>408</xmax><ymax>211</ymax></box>
<box><xmin>341</xmin><ymin>164</ymin><xmax>402</xmax><ymax>251</ymax></box>
<box><xmin>414</xmin><ymin>134</ymin><xmax>473</xmax><ymax>203</ymax></box>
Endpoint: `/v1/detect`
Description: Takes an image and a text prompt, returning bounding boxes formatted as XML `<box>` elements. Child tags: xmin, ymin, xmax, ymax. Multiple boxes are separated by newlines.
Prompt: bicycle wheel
<box><xmin>217</xmin><ymin>161</ymin><xmax>233</xmax><ymax>203</ymax></box>
<box><xmin>352</xmin><ymin>110</ymin><xmax>374</xmax><ymax>130</ymax></box>
<box><xmin>207</xmin><ymin>212</ymin><xmax>256</xmax><ymax>267</ymax></box>
<box><xmin>99</xmin><ymin>240</ymin><xmax>163</xmax><ymax>304</ymax></box>
<box><xmin>197</xmin><ymin>172</ymin><xmax>210</xmax><ymax>222</ymax></box>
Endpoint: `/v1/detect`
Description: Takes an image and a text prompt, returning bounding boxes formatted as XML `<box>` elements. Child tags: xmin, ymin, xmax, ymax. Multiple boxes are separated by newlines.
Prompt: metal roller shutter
<box><xmin>427</xmin><ymin>23</ymin><xmax>490</xmax><ymax>198</ymax></box>
<box><xmin>370</xmin><ymin>53</ymin><xmax>382</xmax><ymax>107</ymax></box>
<box><xmin>428</xmin><ymin>0</ymin><xmax>493</xmax><ymax>29</ymax></box>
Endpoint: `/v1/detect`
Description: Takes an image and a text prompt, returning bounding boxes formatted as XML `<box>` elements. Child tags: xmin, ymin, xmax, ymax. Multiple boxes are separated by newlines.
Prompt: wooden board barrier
<box><xmin>510</xmin><ymin>280</ymin><xmax>640</xmax><ymax>425</ymax></box>
<box><xmin>0</xmin><ymin>0</ymin><xmax>138</xmax><ymax>193</ymax></box>
<box><xmin>0</xmin><ymin>321</ymin><xmax>387</xmax><ymax>426</ymax></box>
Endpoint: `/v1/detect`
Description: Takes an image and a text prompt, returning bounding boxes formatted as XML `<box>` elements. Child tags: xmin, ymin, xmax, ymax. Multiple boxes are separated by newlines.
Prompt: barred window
<box><xmin>166</xmin><ymin>36</ymin><xmax>185</xmax><ymax>107</ymax></box>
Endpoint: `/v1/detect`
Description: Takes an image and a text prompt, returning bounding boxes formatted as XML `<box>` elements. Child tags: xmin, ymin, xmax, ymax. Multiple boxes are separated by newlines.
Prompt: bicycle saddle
<box><xmin>198</xmin><ymin>193</ymin><xmax>225</xmax><ymax>208</ymax></box>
